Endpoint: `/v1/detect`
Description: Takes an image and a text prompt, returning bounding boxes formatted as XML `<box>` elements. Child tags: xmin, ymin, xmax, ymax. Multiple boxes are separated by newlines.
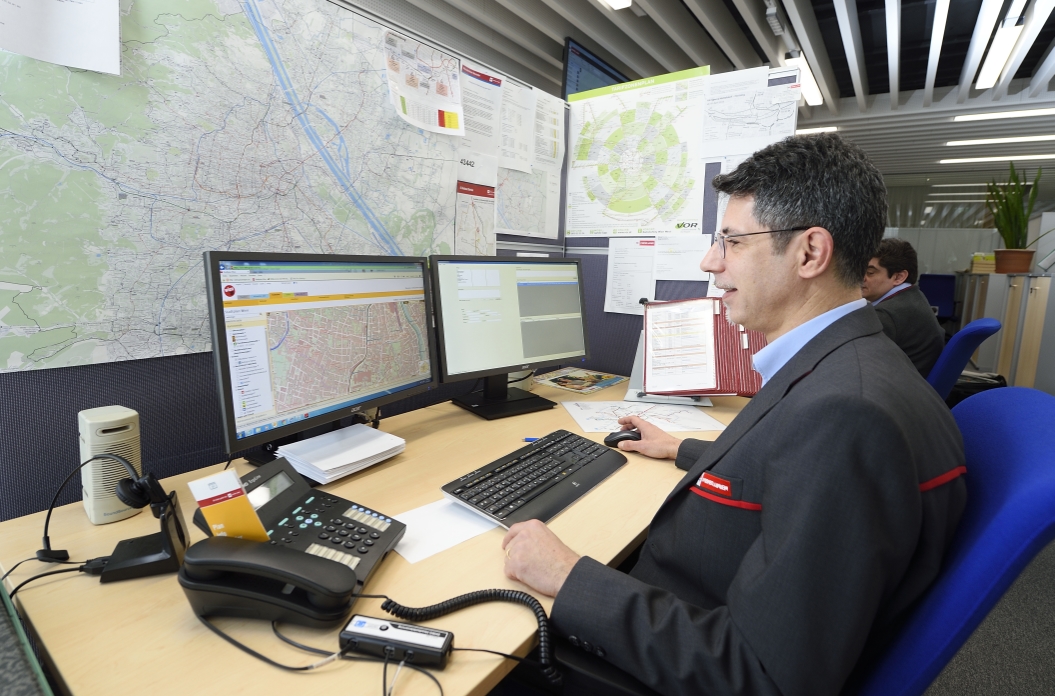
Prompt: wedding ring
<box><xmin>505</xmin><ymin>548</ymin><xmax>511</xmax><ymax>558</ymax></box>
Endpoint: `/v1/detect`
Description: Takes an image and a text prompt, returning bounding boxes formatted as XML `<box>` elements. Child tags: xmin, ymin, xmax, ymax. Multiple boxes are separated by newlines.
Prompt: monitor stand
<box><xmin>452</xmin><ymin>374</ymin><xmax>556</xmax><ymax>420</ymax></box>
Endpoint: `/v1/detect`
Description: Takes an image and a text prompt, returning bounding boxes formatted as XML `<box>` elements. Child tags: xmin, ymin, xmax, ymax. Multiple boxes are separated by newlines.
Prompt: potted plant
<box><xmin>986</xmin><ymin>164</ymin><xmax>1043</xmax><ymax>273</ymax></box>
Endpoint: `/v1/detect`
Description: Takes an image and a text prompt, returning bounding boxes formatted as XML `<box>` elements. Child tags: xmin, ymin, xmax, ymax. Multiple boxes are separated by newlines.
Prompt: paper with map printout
<box><xmin>0</xmin><ymin>0</ymin><xmax>120</xmax><ymax>75</ymax></box>
<box><xmin>495</xmin><ymin>166</ymin><xmax>560</xmax><ymax>239</ymax></box>
<box><xmin>566</xmin><ymin>67</ymin><xmax>709</xmax><ymax>236</ymax></box>
<box><xmin>0</xmin><ymin>1</ymin><xmax>461</xmax><ymax>373</ymax></box>
<box><xmin>562</xmin><ymin>401</ymin><xmax>726</xmax><ymax>433</ymax></box>
<box><xmin>384</xmin><ymin>30</ymin><xmax>464</xmax><ymax>135</ymax></box>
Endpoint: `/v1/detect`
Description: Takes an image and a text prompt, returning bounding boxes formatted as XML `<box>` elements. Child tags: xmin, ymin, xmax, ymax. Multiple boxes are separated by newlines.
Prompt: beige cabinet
<box><xmin>957</xmin><ymin>273</ymin><xmax>1052</xmax><ymax>390</ymax></box>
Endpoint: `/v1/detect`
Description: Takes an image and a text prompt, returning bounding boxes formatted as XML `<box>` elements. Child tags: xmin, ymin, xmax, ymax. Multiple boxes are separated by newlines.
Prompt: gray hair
<box><xmin>712</xmin><ymin>133</ymin><xmax>886</xmax><ymax>287</ymax></box>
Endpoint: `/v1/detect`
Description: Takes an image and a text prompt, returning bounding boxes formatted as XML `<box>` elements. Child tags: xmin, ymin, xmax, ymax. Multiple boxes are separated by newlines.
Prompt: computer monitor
<box><xmin>562</xmin><ymin>38</ymin><xmax>629</xmax><ymax>99</ymax></box>
<box><xmin>203</xmin><ymin>251</ymin><xmax>438</xmax><ymax>457</ymax></box>
<box><xmin>430</xmin><ymin>255</ymin><xmax>590</xmax><ymax>420</ymax></box>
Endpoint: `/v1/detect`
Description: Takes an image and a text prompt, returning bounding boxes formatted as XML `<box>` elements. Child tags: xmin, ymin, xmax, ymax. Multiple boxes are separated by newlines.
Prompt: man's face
<box><xmin>700</xmin><ymin>196</ymin><xmax>800</xmax><ymax>338</ymax></box>
<box><xmin>861</xmin><ymin>257</ymin><xmax>899</xmax><ymax>302</ymax></box>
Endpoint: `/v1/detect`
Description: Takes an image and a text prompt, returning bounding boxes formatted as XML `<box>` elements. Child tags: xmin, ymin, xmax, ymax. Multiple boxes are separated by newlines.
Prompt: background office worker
<box><xmin>501</xmin><ymin>134</ymin><xmax>967</xmax><ymax>696</ymax></box>
<box><xmin>861</xmin><ymin>238</ymin><xmax>946</xmax><ymax>377</ymax></box>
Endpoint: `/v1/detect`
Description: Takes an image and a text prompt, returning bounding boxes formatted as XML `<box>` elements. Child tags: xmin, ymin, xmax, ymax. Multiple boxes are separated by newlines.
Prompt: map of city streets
<box><xmin>0</xmin><ymin>0</ymin><xmax>458</xmax><ymax>372</ymax></box>
<box><xmin>266</xmin><ymin>301</ymin><xmax>430</xmax><ymax>414</ymax></box>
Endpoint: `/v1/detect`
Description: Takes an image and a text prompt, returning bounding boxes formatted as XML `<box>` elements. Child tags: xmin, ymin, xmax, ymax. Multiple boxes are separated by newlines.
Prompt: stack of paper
<box><xmin>276</xmin><ymin>424</ymin><xmax>405</xmax><ymax>484</ymax></box>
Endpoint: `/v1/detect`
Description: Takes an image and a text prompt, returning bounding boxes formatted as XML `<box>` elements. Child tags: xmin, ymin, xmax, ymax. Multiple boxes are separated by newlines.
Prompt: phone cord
<box><xmin>381</xmin><ymin>589</ymin><xmax>561</xmax><ymax>687</ymax></box>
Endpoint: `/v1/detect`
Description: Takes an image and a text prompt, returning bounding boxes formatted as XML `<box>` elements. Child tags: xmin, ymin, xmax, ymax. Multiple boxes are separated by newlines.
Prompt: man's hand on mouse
<box><xmin>615</xmin><ymin>416</ymin><xmax>682</xmax><ymax>460</ymax></box>
<box><xmin>502</xmin><ymin>519</ymin><xmax>579</xmax><ymax>597</ymax></box>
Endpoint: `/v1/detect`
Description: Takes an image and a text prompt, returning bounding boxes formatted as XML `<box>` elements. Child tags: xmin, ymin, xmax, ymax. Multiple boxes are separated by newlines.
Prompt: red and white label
<box><xmin>223</xmin><ymin>284</ymin><xmax>236</xmax><ymax>297</ymax></box>
<box><xmin>697</xmin><ymin>472</ymin><xmax>732</xmax><ymax>497</ymax></box>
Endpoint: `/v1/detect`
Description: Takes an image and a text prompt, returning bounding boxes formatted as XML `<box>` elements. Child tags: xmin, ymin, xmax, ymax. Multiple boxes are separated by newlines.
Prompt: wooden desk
<box><xmin>0</xmin><ymin>387</ymin><xmax>746</xmax><ymax>695</ymax></box>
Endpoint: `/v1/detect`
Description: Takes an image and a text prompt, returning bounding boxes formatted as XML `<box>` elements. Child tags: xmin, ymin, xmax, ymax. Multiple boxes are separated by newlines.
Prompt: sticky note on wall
<box><xmin>187</xmin><ymin>470</ymin><xmax>269</xmax><ymax>542</ymax></box>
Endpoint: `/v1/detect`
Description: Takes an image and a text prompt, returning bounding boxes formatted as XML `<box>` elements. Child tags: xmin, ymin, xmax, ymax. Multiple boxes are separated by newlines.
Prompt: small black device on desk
<box><xmin>440</xmin><ymin>430</ymin><xmax>626</xmax><ymax>527</ymax></box>
<box><xmin>192</xmin><ymin>457</ymin><xmax>405</xmax><ymax>589</ymax></box>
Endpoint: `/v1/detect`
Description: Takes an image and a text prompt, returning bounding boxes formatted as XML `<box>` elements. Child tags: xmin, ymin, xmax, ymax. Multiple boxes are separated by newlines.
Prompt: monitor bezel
<box><xmin>203</xmin><ymin>250</ymin><xmax>439</xmax><ymax>455</ymax></box>
<box><xmin>429</xmin><ymin>254</ymin><xmax>591</xmax><ymax>384</ymax></box>
<box><xmin>562</xmin><ymin>37</ymin><xmax>630</xmax><ymax>100</ymax></box>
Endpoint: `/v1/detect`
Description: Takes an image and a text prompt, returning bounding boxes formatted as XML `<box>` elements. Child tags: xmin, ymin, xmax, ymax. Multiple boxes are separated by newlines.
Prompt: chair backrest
<box><xmin>857</xmin><ymin>387</ymin><xmax>1055</xmax><ymax>696</ymax></box>
<box><xmin>918</xmin><ymin>274</ymin><xmax>956</xmax><ymax>319</ymax></box>
<box><xmin>926</xmin><ymin>318</ymin><xmax>1001</xmax><ymax>399</ymax></box>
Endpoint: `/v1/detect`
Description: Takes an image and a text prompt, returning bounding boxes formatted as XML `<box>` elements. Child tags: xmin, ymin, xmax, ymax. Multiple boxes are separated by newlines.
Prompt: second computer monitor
<box><xmin>431</xmin><ymin>255</ymin><xmax>589</xmax><ymax>419</ymax></box>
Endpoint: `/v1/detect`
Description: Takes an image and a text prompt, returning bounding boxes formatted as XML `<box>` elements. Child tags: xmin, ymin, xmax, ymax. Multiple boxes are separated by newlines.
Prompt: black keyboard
<box><xmin>440</xmin><ymin>430</ymin><xmax>627</xmax><ymax>527</ymax></box>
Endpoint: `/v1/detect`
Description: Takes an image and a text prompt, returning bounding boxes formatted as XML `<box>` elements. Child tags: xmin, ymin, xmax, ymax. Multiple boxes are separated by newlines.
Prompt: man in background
<box><xmin>862</xmin><ymin>238</ymin><xmax>946</xmax><ymax>377</ymax></box>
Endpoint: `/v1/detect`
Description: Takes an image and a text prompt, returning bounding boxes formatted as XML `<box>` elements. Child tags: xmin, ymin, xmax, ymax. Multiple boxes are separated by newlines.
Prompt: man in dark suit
<box><xmin>500</xmin><ymin>134</ymin><xmax>967</xmax><ymax>696</ymax></box>
<box><xmin>861</xmin><ymin>238</ymin><xmax>946</xmax><ymax>377</ymax></box>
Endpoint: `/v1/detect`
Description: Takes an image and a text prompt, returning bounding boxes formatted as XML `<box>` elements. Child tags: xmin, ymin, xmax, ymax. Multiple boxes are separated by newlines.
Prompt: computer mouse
<box><xmin>604</xmin><ymin>429</ymin><xmax>642</xmax><ymax>447</ymax></box>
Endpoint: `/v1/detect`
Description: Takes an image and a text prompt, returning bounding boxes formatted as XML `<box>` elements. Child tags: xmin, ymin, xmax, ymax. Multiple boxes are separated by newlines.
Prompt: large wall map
<box><xmin>0</xmin><ymin>0</ymin><xmax>459</xmax><ymax>371</ymax></box>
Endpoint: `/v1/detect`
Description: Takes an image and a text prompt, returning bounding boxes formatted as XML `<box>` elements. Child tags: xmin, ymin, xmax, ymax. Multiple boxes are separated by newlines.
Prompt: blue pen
<box><xmin>524</xmin><ymin>437</ymin><xmax>539</xmax><ymax>442</ymax></box>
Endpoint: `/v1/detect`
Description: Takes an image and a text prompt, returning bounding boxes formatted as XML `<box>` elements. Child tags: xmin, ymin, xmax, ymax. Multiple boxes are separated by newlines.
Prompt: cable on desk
<box><xmin>196</xmin><ymin>616</ymin><xmax>346</xmax><ymax>671</ymax></box>
<box><xmin>388</xmin><ymin>658</ymin><xmax>407</xmax><ymax>696</ymax></box>
<box><xmin>222</xmin><ymin>455</ymin><xmax>235</xmax><ymax>470</ymax></box>
<box><xmin>2</xmin><ymin>557</ymin><xmax>82</xmax><ymax>582</ymax></box>
<box><xmin>8</xmin><ymin>567</ymin><xmax>83</xmax><ymax>599</ymax></box>
<box><xmin>270</xmin><ymin>622</ymin><xmax>444</xmax><ymax>696</ymax></box>
<box><xmin>381</xmin><ymin>589</ymin><xmax>562</xmax><ymax>688</ymax></box>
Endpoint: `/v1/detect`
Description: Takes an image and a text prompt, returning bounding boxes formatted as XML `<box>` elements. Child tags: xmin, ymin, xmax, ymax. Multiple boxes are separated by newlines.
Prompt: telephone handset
<box><xmin>178</xmin><ymin>536</ymin><xmax>359</xmax><ymax>628</ymax></box>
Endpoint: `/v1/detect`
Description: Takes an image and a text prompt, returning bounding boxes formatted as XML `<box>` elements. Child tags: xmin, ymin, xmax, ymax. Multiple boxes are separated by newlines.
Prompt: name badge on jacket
<box><xmin>690</xmin><ymin>472</ymin><xmax>761</xmax><ymax>511</ymax></box>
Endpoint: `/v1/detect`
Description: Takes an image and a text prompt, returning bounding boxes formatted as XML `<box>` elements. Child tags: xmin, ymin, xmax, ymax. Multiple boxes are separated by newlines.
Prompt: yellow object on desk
<box><xmin>187</xmin><ymin>470</ymin><xmax>269</xmax><ymax>542</ymax></box>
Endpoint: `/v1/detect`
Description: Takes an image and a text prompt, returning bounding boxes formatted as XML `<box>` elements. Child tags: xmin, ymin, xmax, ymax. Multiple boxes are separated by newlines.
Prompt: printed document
<box><xmin>604</xmin><ymin>238</ymin><xmax>656</xmax><ymax>315</ymax></box>
<box><xmin>653</xmin><ymin>234</ymin><xmax>713</xmax><ymax>280</ymax></box>
<box><xmin>499</xmin><ymin>81</ymin><xmax>535</xmax><ymax>173</ymax></box>
<box><xmin>0</xmin><ymin>0</ymin><xmax>120</xmax><ymax>75</ymax></box>
<box><xmin>533</xmin><ymin>90</ymin><xmax>566</xmax><ymax>170</ymax></box>
<box><xmin>562</xmin><ymin>401</ymin><xmax>726</xmax><ymax>433</ymax></box>
<box><xmin>384</xmin><ymin>31</ymin><xmax>464</xmax><ymax>136</ymax></box>
<box><xmin>645</xmin><ymin>299</ymin><xmax>718</xmax><ymax>393</ymax></box>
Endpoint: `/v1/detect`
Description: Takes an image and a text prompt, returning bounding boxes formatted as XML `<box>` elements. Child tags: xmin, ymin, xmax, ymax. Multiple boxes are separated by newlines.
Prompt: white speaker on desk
<box><xmin>78</xmin><ymin>406</ymin><xmax>143</xmax><ymax>525</ymax></box>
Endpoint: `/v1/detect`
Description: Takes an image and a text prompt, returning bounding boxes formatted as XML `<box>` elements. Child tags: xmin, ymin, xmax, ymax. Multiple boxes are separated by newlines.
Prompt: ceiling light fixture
<box><xmin>941</xmin><ymin>154</ymin><xmax>1055</xmax><ymax>164</ymax></box>
<box><xmin>975</xmin><ymin>0</ymin><xmax>1028</xmax><ymax>90</ymax></box>
<box><xmin>947</xmin><ymin>134</ymin><xmax>1055</xmax><ymax>146</ymax></box>
<box><xmin>924</xmin><ymin>200</ymin><xmax>990</xmax><ymax>204</ymax></box>
<box><xmin>784</xmin><ymin>51</ymin><xmax>823</xmax><ymax>106</ymax></box>
<box><xmin>931</xmin><ymin>183</ymin><xmax>990</xmax><ymax>187</ymax></box>
<box><xmin>598</xmin><ymin>0</ymin><xmax>632</xmax><ymax>9</ymax></box>
<box><xmin>953</xmin><ymin>107</ymin><xmax>1055</xmax><ymax>122</ymax></box>
<box><xmin>928</xmin><ymin>192</ymin><xmax>988</xmax><ymax>196</ymax></box>
<box><xmin>795</xmin><ymin>126</ymin><xmax>838</xmax><ymax>135</ymax></box>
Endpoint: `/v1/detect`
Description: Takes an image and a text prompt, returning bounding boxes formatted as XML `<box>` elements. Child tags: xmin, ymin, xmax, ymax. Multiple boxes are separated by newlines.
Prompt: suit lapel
<box><xmin>660</xmin><ymin>307</ymin><xmax>885</xmax><ymax>506</ymax></box>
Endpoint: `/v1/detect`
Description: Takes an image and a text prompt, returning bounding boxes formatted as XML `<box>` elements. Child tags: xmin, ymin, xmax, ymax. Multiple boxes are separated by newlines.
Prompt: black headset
<box><xmin>38</xmin><ymin>454</ymin><xmax>172</xmax><ymax>562</ymax></box>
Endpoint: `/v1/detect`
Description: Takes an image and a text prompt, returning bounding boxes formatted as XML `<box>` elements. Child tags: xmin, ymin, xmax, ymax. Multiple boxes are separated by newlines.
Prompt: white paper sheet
<box><xmin>0</xmin><ymin>0</ymin><xmax>120</xmax><ymax>75</ymax></box>
<box><xmin>604</xmin><ymin>238</ymin><xmax>656</xmax><ymax>315</ymax></box>
<box><xmin>494</xmin><ymin>165</ymin><xmax>560</xmax><ymax>239</ymax></box>
<box><xmin>385</xmin><ymin>31</ymin><xmax>464</xmax><ymax>135</ymax></box>
<box><xmin>394</xmin><ymin>499</ymin><xmax>498</xmax><ymax>564</ymax></box>
<box><xmin>653</xmin><ymin>235</ymin><xmax>713</xmax><ymax>280</ymax></box>
<box><xmin>459</xmin><ymin>60</ymin><xmax>504</xmax><ymax>153</ymax></box>
<box><xmin>645</xmin><ymin>299</ymin><xmax>718</xmax><ymax>393</ymax></box>
<box><xmin>499</xmin><ymin>81</ymin><xmax>535</xmax><ymax>173</ymax></box>
<box><xmin>533</xmin><ymin>90</ymin><xmax>566</xmax><ymax>170</ymax></box>
<box><xmin>562</xmin><ymin>401</ymin><xmax>726</xmax><ymax>433</ymax></box>
<box><xmin>454</xmin><ymin>181</ymin><xmax>496</xmax><ymax>255</ymax></box>
<box><xmin>702</xmin><ymin>66</ymin><xmax>796</xmax><ymax>158</ymax></box>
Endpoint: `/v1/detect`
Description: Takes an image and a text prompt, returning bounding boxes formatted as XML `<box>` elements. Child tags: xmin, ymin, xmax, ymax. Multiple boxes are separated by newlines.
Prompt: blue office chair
<box><xmin>925</xmin><ymin>318</ymin><xmax>1001</xmax><ymax>400</ymax></box>
<box><xmin>856</xmin><ymin>387</ymin><xmax>1055</xmax><ymax>696</ymax></box>
<box><xmin>918</xmin><ymin>274</ymin><xmax>957</xmax><ymax>321</ymax></box>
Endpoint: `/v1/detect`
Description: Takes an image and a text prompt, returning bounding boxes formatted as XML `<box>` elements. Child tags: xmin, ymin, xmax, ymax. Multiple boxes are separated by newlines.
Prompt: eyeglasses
<box><xmin>714</xmin><ymin>226</ymin><xmax>813</xmax><ymax>258</ymax></box>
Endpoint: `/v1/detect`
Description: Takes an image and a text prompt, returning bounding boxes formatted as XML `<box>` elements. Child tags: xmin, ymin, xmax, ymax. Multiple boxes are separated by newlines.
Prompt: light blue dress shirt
<box><xmin>751</xmin><ymin>298</ymin><xmax>867</xmax><ymax>386</ymax></box>
<box><xmin>871</xmin><ymin>282</ymin><xmax>911</xmax><ymax>306</ymax></box>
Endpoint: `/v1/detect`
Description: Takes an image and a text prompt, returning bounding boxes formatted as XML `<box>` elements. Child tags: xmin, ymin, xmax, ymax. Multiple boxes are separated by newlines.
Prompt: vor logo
<box><xmin>675</xmin><ymin>222</ymin><xmax>699</xmax><ymax>229</ymax></box>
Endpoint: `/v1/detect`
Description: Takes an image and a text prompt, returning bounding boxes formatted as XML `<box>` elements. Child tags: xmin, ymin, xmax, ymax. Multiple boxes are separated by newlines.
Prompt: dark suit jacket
<box><xmin>550</xmin><ymin>307</ymin><xmax>967</xmax><ymax>696</ymax></box>
<box><xmin>874</xmin><ymin>285</ymin><xmax>946</xmax><ymax>378</ymax></box>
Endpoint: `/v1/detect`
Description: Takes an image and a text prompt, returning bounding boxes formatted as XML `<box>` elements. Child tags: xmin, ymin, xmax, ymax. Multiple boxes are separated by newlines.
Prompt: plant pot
<box><xmin>994</xmin><ymin>249</ymin><xmax>1035</xmax><ymax>274</ymax></box>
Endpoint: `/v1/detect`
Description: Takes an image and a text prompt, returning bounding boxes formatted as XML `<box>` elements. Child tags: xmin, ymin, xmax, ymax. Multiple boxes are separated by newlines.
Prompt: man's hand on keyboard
<box><xmin>502</xmin><ymin>519</ymin><xmax>580</xmax><ymax>597</ymax></box>
<box><xmin>615</xmin><ymin>416</ymin><xmax>682</xmax><ymax>460</ymax></box>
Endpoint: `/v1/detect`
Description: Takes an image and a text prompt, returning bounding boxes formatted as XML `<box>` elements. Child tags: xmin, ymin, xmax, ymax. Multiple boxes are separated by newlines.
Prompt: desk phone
<box><xmin>192</xmin><ymin>458</ymin><xmax>405</xmax><ymax>589</ymax></box>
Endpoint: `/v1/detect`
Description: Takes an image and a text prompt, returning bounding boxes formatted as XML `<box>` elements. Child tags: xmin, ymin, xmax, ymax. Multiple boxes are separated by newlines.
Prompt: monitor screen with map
<box><xmin>204</xmin><ymin>251</ymin><xmax>437</xmax><ymax>454</ymax></box>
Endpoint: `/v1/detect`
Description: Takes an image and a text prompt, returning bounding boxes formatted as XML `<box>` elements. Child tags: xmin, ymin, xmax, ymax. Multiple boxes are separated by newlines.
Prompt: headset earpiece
<box><xmin>115</xmin><ymin>476</ymin><xmax>153</xmax><ymax>509</ymax></box>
